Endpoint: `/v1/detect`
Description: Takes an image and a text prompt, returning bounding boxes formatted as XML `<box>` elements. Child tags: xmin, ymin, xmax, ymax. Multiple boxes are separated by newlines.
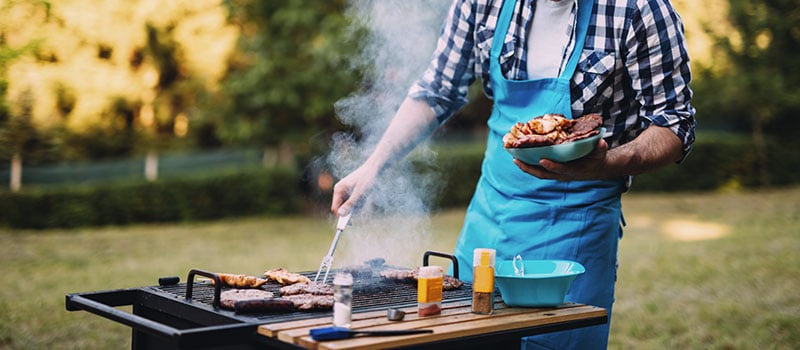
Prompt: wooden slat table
<box><xmin>256</xmin><ymin>300</ymin><xmax>606</xmax><ymax>350</ymax></box>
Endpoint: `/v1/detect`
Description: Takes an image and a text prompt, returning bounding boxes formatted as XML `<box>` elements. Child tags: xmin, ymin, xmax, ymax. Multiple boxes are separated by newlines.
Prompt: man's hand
<box><xmin>331</xmin><ymin>164</ymin><xmax>379</xmax><ymax>216</ymax></box>
<box><xmin>512</xmin><ymin>126</ymin><xmax>683</xmax><ymax>181</ymax></box>
<box><xmin>513</xmin><ymin>139</ymin><xmax>609</xmax><ymax>181</ymax></box>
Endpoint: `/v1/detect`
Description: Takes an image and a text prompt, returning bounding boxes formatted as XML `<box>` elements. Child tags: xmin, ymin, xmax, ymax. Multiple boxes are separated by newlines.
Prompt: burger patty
<box><xmin>219</xmin><ymin>289</ymin><xmax>274</xmax><ymax>309</ymax></box>
<box><xmin>279</xmin><ymin>282</ymin><xmax>335</xmax><ymax>296</ymax></box>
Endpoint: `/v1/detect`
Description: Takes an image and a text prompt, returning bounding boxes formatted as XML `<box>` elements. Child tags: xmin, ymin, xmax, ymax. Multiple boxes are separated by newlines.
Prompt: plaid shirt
<box><xmin>410</xmin><ymin>0</ymin><xmax>697</xmax><ymax>158</ymax></box>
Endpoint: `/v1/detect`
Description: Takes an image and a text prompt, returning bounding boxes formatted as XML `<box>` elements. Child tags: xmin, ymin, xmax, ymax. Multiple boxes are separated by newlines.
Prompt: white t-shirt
<box><xmin>526</xmin><ymin>0</ymin><xmax>573</xmax><ymax>79</ymax></box>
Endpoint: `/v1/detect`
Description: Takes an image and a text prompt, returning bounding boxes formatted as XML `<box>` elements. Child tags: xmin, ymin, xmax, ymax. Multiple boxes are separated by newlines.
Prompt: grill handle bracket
<box><xmin>186</xmin><ymin>269</ymin><xmax>222</xmax><ymax>308</ymax></box>
<box><xmin>423</xmin><ymin>251</ymin><xmax>459</xmax><ymax>279</ymax></box>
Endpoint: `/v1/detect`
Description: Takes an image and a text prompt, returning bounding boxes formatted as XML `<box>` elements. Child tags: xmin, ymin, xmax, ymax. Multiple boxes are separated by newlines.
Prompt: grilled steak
<box><xmin>279</xmin><ymin>282</ymin><xmax>334</xmax><ymax>296</ymax></box>
<box><xmin>442</xmin><ymin>275</ymin><xmax>464</xmax><ymax>290</ymax></box>
<box><xmin>282</xmin><ymin>294</ymin><xmax>334</xmax><ymax>310</ymax></box>
<box><xmin>570</xmin><ymin>113</ymin><xmax>603</xmax><ymax>135</ymax></box>
<box><xmin>233</xmin><ymin>299</ymin><xmax>295</xmax><ymax>314</ymax></box>
<box><xmin>219</xmin><ymin>289</ymin><xmax>274</xmax><ymax>309</ymax></box>
<box><xmin>380</xmin><ymin>268</ymin><xmax>464</xmax><ymax>290</ymax></box>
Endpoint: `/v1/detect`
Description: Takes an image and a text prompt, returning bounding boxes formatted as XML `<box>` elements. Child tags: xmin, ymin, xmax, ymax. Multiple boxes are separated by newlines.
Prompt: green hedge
<box><xmin>0</xmin><ymin>167</ymin><xmax>302</xmax><ymax>229</ymax></box>
<box><xmin>2</xmin><ymin>133</ymin><xmax>797</xmax><ymax>229</ymax></box>
<box><xmin>630</xmin><ymin>133</ymin><xmax>800</xmax><ymax>191</ymax></box>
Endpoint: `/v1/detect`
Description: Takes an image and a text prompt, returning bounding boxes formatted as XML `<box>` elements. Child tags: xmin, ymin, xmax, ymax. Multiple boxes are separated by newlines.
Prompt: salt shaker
<box><xmin>332</xmin><ymin>272</ymin><xmax>353</xmax><ymax>328</ymax></box>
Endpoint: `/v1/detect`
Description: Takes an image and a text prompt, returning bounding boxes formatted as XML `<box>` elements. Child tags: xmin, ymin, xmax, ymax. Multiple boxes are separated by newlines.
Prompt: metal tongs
<box><xmin>314</xmin><ymin>213</ymin><xmax>352</xmax><ymax>284</ymax></box>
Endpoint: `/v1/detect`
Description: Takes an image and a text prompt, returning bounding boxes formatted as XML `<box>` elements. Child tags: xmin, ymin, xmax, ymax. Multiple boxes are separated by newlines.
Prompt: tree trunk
<box><xmin>145</xmin><ymin>150</ymin><xmax>158</xmax><ymax>181</ymax></box>
<box><xmin>10</xmin><ymin>153</ymin><xmax>22</xmax><ymax>192</ymax></box>
<box><xmin>752</xmin><ymin>115</ymin><xmax>770</xmax><ymax>187</ymax></box>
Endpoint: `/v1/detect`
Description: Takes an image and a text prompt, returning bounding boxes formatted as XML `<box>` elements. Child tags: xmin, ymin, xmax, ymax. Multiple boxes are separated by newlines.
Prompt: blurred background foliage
<box><xmin>1</xmin><ymin>0</ymin><xmax>798</xmax><ymax>164</ymax></box>
<box><xmin>0</xmin><ymin>0</ymin><xmax>798</xmax><ymax>227</ymax></box>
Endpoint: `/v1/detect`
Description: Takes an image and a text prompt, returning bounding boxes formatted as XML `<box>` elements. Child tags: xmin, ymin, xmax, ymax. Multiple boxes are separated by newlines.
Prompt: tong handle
<box><xmin>336</xmin><ymin>212</ymin><xmax>352</xmax><ymax>231</ymax></box>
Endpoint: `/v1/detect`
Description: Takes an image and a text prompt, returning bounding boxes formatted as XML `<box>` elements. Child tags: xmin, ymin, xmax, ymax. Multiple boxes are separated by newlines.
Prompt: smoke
<box><xmin>326</xmin><ymin>1</ymin><xmax>452</xmax><ymax>268</ymax></box>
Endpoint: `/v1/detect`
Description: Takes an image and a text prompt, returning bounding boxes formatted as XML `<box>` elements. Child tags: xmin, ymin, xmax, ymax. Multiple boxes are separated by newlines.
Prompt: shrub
<box><xmin>0</xmin><ymin>167</ymin><xmax>301</xmax><ymax>229</ymax></box>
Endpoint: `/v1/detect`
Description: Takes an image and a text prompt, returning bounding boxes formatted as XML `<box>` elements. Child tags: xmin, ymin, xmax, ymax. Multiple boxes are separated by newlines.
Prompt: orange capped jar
<box><xmin>417</xmin><ymin>265</ymin><xmax>443</xmax><ymax>317</ymax></box>
<box><xmin>472</xmin><ymin>248</ymin><xmax>495</xmax><ymax>314</ymax></box>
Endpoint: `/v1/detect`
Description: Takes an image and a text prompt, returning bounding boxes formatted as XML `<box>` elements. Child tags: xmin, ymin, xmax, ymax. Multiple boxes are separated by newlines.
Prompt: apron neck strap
<box><xmin>491</xmin><ymin>0</ymin><xmax>594</xmax><ymax>79</ymax></box>
<box><xmin>490</xmin><ymin>0</ymin><xmax>516</xmax><ymax>60</ymax></box>
<box><xmin>561</xmin><ymin>0</ymin><xmax>593</xmax><ymax>79</ymax></box>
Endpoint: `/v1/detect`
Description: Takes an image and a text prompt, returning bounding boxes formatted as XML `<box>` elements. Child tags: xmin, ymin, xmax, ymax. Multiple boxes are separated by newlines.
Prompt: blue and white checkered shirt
<box><xmin>410</xmin><ymin>0</ymin><xmax>697</xmax><ymax>159</ymax></box>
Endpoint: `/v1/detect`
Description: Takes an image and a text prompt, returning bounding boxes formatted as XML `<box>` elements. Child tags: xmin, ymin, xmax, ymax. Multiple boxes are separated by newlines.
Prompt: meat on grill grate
<box><xmin>380</xmin><ymin>268</ymin><xmax>464</xmax><ymax>290</ymax></box>
<box><xmin>219</xmin><ymin>289</ymin><xmax>274</xmax><ymax>309</ymax></box>
<box><xmin>282</xmin><ymin>294</ymin><xmax>334</xmax><ymax>310</ymax></box>
<box><xmin>279</xmin><ymin>282</ymin><xmax>334</xmax><ymax>296</ymax></box>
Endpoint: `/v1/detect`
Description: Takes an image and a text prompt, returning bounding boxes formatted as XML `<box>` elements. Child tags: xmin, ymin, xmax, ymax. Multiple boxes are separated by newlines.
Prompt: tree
<box><xmin>693</xmin><ymin>0</ymin><xmax>800</xmax><ymax>186</ymax></box>
<box><xmin>207</xmin><ymin>0</ymin><xmax>366</xmax><ymax>152</ymax></box>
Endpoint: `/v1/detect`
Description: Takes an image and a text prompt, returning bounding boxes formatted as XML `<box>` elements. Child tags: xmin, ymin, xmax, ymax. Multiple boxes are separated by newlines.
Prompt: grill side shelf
<box><xmin>65</xmin><ymin>288</ymin><xmax>259</xmax><ymax>349</ymax></box>
<box><xmin>66</xmin><ymin>289</ymin><xmax>184</xmax><ymax>338</ymax></box>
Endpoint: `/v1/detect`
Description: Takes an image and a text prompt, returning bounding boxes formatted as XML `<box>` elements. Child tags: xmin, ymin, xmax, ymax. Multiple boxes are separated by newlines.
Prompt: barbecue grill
<box><xmin>66</xmin><ymin>252</ymin><xmax>472</xmax><ymax>350</ymax></box>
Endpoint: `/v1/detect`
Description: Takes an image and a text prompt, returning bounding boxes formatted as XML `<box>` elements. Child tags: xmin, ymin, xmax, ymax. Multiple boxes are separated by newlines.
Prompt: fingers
<box><xmin>330</xmin><ymin>177</ymin><xmax>368</xmax><ymax>216</ymax></box>
<box><xmin>513</xmin><ymin>138</ymin><xmax>609</xmax><ymax>181</ymax></box>
<box><xmin>335</xmin><ymin>187</ymin><xmax>366</xmax><ymax>216</ymax></box>
<box><xmin>513</xmin><ymin>159</ymin><xmax>551</xmax><ymax>178</ymax></box>
<box><xmin>330</xmin><ymin>182</ymin><xmax>351</xmax><ymax>216</ymax></box>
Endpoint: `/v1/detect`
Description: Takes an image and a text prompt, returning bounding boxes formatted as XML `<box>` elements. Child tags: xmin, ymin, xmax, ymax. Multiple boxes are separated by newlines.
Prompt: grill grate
<box><xmin>151</xmin><ymin>270</ymin><xmax>473</xmax><ymax>324</ymax></box>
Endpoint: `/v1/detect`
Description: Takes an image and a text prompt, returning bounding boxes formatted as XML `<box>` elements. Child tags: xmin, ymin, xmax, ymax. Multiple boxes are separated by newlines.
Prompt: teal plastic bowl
<box><xmin>506</xmin><ymin>127</ymin><xmax>605</xmax><ymax>164</ymax></box>
<box><xmin>495</xmin><ymin>260</ymin><xmax>585</xmax><ymax>307</ymax></box>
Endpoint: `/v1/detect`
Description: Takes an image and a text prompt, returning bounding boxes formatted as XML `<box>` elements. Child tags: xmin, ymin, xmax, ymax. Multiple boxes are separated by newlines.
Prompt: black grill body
<box><xmin>67</xmin><ymin>268</ymin><xmax>472</xmax><ymax>349</ymax></box>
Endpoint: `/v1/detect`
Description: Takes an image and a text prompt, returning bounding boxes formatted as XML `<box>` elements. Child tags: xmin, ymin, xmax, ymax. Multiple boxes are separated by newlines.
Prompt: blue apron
<box><xmin>452</xmin><ymin>0</ymin><xmax>625</xmax><ymax>348</ymax></box>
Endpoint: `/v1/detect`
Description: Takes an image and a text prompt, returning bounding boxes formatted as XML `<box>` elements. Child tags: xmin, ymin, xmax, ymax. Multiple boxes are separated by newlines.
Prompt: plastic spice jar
<box><xmin>332</xmin><ymin>272</ymin><xmax>354</xmax><ymax>327</ymax></box>
<box><xmin>417</xmin><ymin>265</ymin><xmax>443</xmax><ymax>317</ymax></box>
<box><xmin>472</xmin><ymin>248</ymin><xmax>496</xmax><ymax>314</ymax></box>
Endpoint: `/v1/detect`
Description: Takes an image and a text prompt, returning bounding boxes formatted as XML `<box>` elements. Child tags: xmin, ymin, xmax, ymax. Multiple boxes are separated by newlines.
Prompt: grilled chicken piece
<box><xmin>503</xmin><ymin>113</ymin><xmax>603</xmax><ymax>148</ymax></box>
<box><xmin>263</xmin><ymin>268</ymin><xmax>311</xmax><ymax>285</ymax></box>
<box><xmin>379</xmin><ymin>269</ymin><xmax>417</xmax><ymax>280</ymax></box>
<box><xmin>212</xmin><ymin>273</ymin><xmax>269</xmax><ymax>288</ymax></box>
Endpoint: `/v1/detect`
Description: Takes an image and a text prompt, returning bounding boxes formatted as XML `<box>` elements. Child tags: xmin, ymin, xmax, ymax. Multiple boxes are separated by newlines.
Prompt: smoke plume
<box><xmin>326</xmin><ymin>1</ymin><xmax>452</xmax><ymax>268</ymax></box>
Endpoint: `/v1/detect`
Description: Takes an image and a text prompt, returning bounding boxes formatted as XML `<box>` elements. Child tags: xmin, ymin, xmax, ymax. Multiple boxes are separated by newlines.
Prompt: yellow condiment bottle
<box><xmin>417</xmin><ymin>265</ymin><xmax>443</xmax><ymax>317</ymax></box>
<box><xmin>472</xmin><ymin>248</ymin><xmax>496</xmax><ymax>314</ymax></box>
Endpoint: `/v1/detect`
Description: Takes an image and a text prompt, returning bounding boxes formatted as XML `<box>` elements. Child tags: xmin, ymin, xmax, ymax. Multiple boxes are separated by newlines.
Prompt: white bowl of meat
<box><xmin>503</xmin><ymin>113</ymin><xmax>604</xmax><ymax>164</ymax></box>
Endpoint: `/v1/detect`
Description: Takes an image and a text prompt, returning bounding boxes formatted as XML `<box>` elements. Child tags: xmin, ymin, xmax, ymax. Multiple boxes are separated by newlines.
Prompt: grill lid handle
<box><xmin>423</xmin><ymin>251</ymin><xmax>459</xmax><ymax>279</ymax></box>
<box><xmin>186</xmin><ymin>269</ymin><xmax>222</xmax><ymax>308</ymax></box>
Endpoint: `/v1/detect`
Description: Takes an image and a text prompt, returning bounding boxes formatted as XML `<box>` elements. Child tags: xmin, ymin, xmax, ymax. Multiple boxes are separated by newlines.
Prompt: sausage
<box><xmin>233</xmin><ymin>298</ymin><xmax>296</xmax><ymax>314</ymax></box>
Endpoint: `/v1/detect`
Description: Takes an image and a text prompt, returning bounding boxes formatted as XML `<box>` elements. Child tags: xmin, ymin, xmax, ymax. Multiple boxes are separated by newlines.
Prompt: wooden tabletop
<box><xmin>256</xmin><ymin>300</ymin><xmax>607</xmax><ymax>350</ymax></box>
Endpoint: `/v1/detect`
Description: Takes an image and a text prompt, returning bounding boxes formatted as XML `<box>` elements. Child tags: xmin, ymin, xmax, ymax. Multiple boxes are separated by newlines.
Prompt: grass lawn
<box><xmin>1</xmin><ymin>187</ymin><xmax>798</xmax><ymax>349</ymax></box>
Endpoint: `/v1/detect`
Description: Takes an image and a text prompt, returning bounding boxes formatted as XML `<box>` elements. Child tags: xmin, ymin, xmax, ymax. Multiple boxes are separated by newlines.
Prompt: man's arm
<box><xmin>331</xmin><ymin>97</ymin><xmax>438</xmax><ymax>216</ymax></box>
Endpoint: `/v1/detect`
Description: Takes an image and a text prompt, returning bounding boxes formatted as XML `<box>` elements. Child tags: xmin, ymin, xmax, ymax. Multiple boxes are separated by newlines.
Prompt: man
<box><xmin>332</xmin><ymin>0</ymin><xmax>695</xmax><ymax>348</ymax></box>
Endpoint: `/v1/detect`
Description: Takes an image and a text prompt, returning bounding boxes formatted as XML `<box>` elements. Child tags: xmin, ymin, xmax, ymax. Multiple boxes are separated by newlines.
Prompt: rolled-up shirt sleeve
<box><xmin>625</xmin><ymin>0</ymin><xmax>697</xmax><ymax>161</ymax></box>
<box><xmin>408</xmin><ymin>0</ymin><xmax>478</xmax><ymax>124</ymax></box>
